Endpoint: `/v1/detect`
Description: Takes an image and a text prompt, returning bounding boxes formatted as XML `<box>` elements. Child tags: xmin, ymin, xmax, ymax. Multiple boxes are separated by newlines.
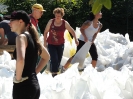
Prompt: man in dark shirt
<box><xmin>0</xmin><ymin>18</ymin><xmax>17</xmax><ymax>45</ymax></box>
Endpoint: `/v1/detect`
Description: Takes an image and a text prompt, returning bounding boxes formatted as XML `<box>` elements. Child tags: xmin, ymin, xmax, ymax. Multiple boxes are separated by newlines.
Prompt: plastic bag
<box><xmin>71</xmin><ymin>41</ymin><xmax>92</xmax><ymax>69</ymax></box>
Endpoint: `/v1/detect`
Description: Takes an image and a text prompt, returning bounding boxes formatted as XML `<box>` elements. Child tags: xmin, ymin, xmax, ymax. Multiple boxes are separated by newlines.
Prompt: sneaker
<box><xmin>52</xmin><ymin>73</ymin><xmax>57</xmax><ymax>77</ymax></box>
<box><xmin>78</xmin><ymin>68</ymin><xmax>84</xmax><ymax>72</ymax></box>
<box><xmin>60</xmin><ymin>66</ymin><xmax>66</xmax><ymax>73</ymax></box>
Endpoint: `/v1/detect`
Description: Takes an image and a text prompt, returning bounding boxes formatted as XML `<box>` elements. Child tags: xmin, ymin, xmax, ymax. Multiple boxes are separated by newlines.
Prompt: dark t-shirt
<box><xmin>0</xmin><ymin>20</ymin><xmax>17</xmax><ymax>45</ymax></box>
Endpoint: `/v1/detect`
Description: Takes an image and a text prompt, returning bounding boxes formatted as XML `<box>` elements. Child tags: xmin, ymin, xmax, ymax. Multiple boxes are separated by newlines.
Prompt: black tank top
<box><xmin>13</xmin><ymin>33</ymin><xmax>38</xmax><ymax>77</ymax></box>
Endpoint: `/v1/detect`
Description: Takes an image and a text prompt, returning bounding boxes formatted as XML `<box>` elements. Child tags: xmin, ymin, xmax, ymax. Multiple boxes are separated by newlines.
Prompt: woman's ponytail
<box><xmin>28</xmin><ymin>24</ymin><xmax>42</xmax><ymax>55</ymax></box>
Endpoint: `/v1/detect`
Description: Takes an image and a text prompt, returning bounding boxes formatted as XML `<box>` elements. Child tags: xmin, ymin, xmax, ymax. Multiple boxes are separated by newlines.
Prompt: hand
<box><xmin>13</xmin><ymin>76</ymin><xmax>28</xmax><ymax>83</ymax></box>
<box><xmin>84</xmin><ymin>37</ymin><xmax>88</xmax><ymax>42</ymax></box>
<box><xmin>44</xmin><ymin>42</ymin><xmax>47</xmax><ymax>48</ymax></box>
<box><xmin>75</xmin><ymin>39</ymin><xmax>79</xmax><ymax>46</ymax></box>
<box><xmin>2</xmin><ymin>38</ymin><xmax>8</xmax><ymax>45</ymax></box>
<box><xmin>91</xmin><ymin>41</ymin><xmax>94</xmax><ymax>45</ymax></box>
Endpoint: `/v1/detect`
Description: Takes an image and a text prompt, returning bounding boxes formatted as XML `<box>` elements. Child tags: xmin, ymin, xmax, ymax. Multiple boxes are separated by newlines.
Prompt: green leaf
<box><xmin>92</xmin><ymin>0</ymin><xmax>101</xmax><ymax>12</ymax></box>
<box><xmin>100</xmin><ymin>0</ymin><xmax>105</xmax><ymax>4</ymax></box>
<box><xmin>103</xmin><ymin>0</ymin><xmax>111</xmax><ymax>9</ymax></box>
<box><xmin>92</xmin><ymin>4</ymin><xmax>102</xmax><ymax>15</ymax></box>
<box><xmin>92</xmin><ymin>0</ymin><xmax>103</xmax><ymax>14</ymax></box>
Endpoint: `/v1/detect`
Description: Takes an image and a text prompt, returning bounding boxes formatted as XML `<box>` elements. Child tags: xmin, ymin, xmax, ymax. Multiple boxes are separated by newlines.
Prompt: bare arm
<box><xmin>65</xmin><ymin>21</ymin><xmax>79</xmax><ymax>45</ymax></box>
<box><xmin>43</xmin><ymin>19</ymin><xmax>52</xmax><ymax>47</ymax></box>
<box><xmin>15</xmin><ymin>34</ymin><xmax>27</xmax><ymax>80</ymax></box>
<box><xmin>0</xmin><ymin>28</ymin><xmax>5</xmax><ymax>45</ymax></box>
<box><xmin>80</xmin><ymin>20</ymin><xmax>91</xmax><ymax>42</ymax></box>
<box><xmin>92</xmin><ymin>23</ymin><xmax>103</xmax><ymax>43</ymax></box>
<box><xmin>36</xmin><ymin>45</ymin><xmax>50</xmax><ymax>74</ymax></box>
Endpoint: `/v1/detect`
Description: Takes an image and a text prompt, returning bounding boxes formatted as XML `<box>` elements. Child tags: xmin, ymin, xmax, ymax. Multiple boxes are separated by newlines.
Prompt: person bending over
<box><xmin>63</xmin><ymin>11</ymin><xmax>103</xmax><ymax>72</ymax></box>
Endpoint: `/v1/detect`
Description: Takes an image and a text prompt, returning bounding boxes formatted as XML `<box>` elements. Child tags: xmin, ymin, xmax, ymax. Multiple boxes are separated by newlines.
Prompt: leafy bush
<box><xmin>3</xmin><ymin>0</ymin><xmax>133</xmax><ymax>41</ymax></box>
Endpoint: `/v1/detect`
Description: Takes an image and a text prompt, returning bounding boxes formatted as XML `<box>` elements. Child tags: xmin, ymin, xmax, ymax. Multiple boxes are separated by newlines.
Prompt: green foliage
<box><xmin>92</xmin><ymin>0</ymin><xmax>102</xmax><ymax>14</ymax></box>
<box><xmin>100</xmin><ymin>0</ymin><xmax>133</xmax><ymax>41</ymax></box>
<box><xmin>90</xmin><ymin>0</ymin><xmax>111</xmax><ymax>14</ymax></box>
<box><xmin>2</xmin><ymin>0</ymin><xmax>133</xmax><ymax>41</ymax></box>
<box><xmin>0</xmin><ymin>0</ymin><xmax>6</xmax><ymax>3</ymax></box>
<box><xmin>103</xmin><ymin>0</ymin><xmax>111</xmax><ymax>9</ymax></box>
<box><xmin>33</xmin><ymin>0</ymin><xmax>91</xmax><ymax>30</ymax></box>
<box><xmin>4</xmin><ymin>0</ymin><xmax>33</xmax><ymax>14</ymax></box>
<box><xmin>3</xmin><ymin>0</ymin><xmax>91</xmax><ymax>31</ymax></box>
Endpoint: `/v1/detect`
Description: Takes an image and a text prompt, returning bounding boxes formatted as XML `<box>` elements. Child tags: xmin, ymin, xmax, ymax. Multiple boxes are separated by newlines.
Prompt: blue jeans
<box><xmin>48</xmin><ymin>44</ymin><xmax>64</xmax><ymax>72</ymax></box>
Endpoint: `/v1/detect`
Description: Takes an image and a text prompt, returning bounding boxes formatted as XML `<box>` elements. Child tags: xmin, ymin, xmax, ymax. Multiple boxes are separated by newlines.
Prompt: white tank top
<box><xmin>79</xmin><ymin>21</ymin><xmax>100</xmax><ymax>42</ymax></box>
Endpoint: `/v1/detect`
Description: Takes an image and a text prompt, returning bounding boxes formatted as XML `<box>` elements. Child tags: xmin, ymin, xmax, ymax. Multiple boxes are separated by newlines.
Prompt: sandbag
<box><xmin>71</xmin><ymin>41</ymin><xmax>92</xmax><ymax>69</ymax></box>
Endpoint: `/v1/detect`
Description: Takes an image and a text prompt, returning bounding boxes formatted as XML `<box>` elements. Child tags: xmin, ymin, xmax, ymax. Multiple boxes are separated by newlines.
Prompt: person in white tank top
<box><xmin>79</xmin><ymin>21</ymin><xmax>100</xmax><ymax>42</ymax></box>
<box><xmin>62</xmin><ymin>11</ymin><xmax>102</xmax><ymax>72</ymax></box>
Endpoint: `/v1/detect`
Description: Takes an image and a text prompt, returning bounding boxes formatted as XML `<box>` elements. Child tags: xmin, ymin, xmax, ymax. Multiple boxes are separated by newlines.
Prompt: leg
<box><xmin>56</xmin><ymin>44</ymin><xmax>64</xmax><ymax>70</ymax></box>
<box><xmin>48</xmin><ymin>44</ymin><xmax>58</xmax><ymax>73</ymax></box>
<box><xmin>0</xmin><ymin>28</ymin><xmax>5</xmax><ymax>45</ymax></box>
<box><xmin>91</xmin><ymin>60</ymin><xmax>97</xmax><ymax>68</ymax></box>
<box><xmin>63</xmin><ymin>56</ymin><xmax>73</xmax><ymax>69</ymax></box>
<box><xmin>89</xmin><ymin>43</ymin><xmax>98</xmax><ymax>68</ymax></box>
<box><xmin>64</xmin><ymin>40</ymin><xmax>85</xmax><ymax>69</ymax></box>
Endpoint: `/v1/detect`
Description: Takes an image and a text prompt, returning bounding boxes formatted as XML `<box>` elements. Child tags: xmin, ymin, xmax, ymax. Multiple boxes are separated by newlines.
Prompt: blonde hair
<box><xmin>53</xmin><ymin>7</ymin><xmax>65</xmax><ymax>16</ymax></box>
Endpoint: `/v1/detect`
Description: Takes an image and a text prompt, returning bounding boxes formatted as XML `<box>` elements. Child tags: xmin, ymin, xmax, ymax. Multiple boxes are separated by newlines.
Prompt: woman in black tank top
<box><xmin>9</xmin><ymin>10</ymin><xmax>50</xmax><ymax>99</ymax></box>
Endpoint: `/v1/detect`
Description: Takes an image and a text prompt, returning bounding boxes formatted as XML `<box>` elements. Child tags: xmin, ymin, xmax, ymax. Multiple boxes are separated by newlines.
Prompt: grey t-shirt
<box><xmin>0</xmin><ymin>20</ymin><xmax>17</xmax><ymax>45</ymax></box>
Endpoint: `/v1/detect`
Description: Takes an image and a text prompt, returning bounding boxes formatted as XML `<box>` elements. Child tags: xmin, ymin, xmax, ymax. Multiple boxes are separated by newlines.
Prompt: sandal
<box><xmin>52</xmin><ymin>73</ymin><xmax>57</xmax><ymax>77</ymax></box>
<box><xmin>78</xmin><ymin>68</ymin><xmax>84</xmax><ymax>72</ymax></box>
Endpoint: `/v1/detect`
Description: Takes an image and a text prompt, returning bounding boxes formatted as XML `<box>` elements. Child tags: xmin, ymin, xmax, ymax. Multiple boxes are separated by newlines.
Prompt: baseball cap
<box><xmin>32</xmin><ymin>4</ymin><xmax>46</xmax><ymax>12</ymax></box>
<box><xmin>5</xmin><ymin>10</ymin><xmax>30</xmax><ymax>25</ymax></box>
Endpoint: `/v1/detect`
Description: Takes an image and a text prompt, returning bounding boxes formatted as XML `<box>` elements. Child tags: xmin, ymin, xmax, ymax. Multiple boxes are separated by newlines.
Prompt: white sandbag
<box><xmin>4</xmin><ymin>59</ymin><xmax>16</xmax><ymax>71</ymax></box>
<box><xmin>83</xmin><ymin>57</ymin><xmax>92</xmax><ymax>68</ymax></box>
<box><xmin>75</xmin><ymin>27</ymin><xmax>81</xmax><ymax>38</ymax></box>
<box><xmin>60</xmin><ymin>56</ymin><xmax>68</xmax><ymax>67</ymax></box>
<box><xmin>0</xmin><ymin>68</ymin><xmax>14</xmax><ymax>78</ymax></box>
<box><xmin>125</xmin><ymin>33</ymin><xmax>130</xmax><ymax>45</ymax></box>
<box><xmin>63</xmin><ymin>41</ymin><xmax>73</xmax><ymax>58</ymax></box>
<box><xmin>0</xmin><ymin>68</ymin><xmax>13</xmax><ymax>99</ymax></box>
<box><xmin>103</xmin><ymin>91</ymin><xmax>122</xmax><ymax>99</ymax></box>
<box><xmin>71</xmin><ymin>41</ymin><xmax>92</xmax><ymax>69</ymax></box>
<box><xmin>1</xmin><ymin>77</ymin><xmax>13</xmax><ymax>99</ymax></box>
<box><xmin>0</xmin><ymin>77</ymin><xmax>3</xmax><ymax>96</ymax></box>
<box><xmin>97</xmin><ymin>42</ymin><xmax>108</xmax><ymax>56</ymax></box>
<box><xmin>70</xmin><ymin>79</ymin><xmax>90</xmax><ymax>99</ymax></box>
<box><xmin>63</xmin><ymin>40</ymin><xmax>77</xmax><ymax>58</ymax></box>
<box><xmin>1</xmin><ymin>28</ymin><xmax>133</xmax><ymax>99</ymax></box>
<box><xmin>96</xmin><ymin>65</ymin><xmax>106</xmax><ymax>72</ymax></box>
<box><xmin>63</xmin><ymin>31</ymin><xmax>77</xmax><ymax>58</ymax></box>
<box><xmin>0</xmin><ymin>51</ymin><xmax>11</xmax><ymax>65</ymax></box>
